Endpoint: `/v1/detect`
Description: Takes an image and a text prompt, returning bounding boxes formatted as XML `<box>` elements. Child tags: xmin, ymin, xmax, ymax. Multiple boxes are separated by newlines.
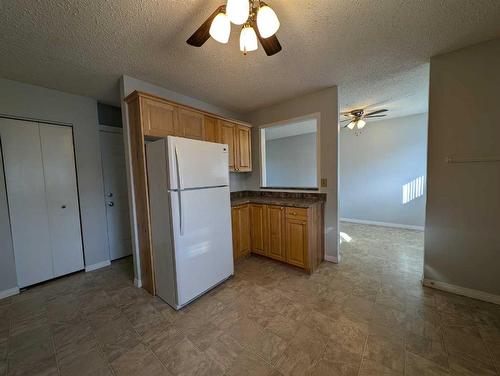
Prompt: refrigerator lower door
<box><xmin>170</xmin><ymin>186</ymin><xmax>233</xmax><ymax>308</ymax></box>
<box><xmin>167</xmin><ymin>136</ymin><xmax>229</xmax><ymax>191</ymax></box>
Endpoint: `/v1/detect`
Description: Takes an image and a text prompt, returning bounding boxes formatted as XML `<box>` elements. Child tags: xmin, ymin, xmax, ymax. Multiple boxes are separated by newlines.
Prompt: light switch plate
<box><xmin>321</xmin><ymin>178</ymin><xmax>327</xmax><ymax>188</ymax></box>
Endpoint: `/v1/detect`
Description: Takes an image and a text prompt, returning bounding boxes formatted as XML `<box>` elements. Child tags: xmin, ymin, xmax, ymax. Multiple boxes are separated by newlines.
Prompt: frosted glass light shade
<box><xmin>240</xmin><ymin>25</ymin><xmax>258</xmax><ymax>53</ymax></box>
<box><xmin>226</xmin><ymin>0</ymin><xmax>250</xmax><ymax>25</ymax></box>
<box><xmin>209</xmin><ymin>12</ymin><xmax>231</xmax><ymax>43</ymax></box>
<box><xmin>347</xmin><ymin>121</ymin><xmax>355</xmax><ymax>130</ymax></box>
<box><xmin>257</xmin><ymin>4</ymin><xmax>280</xmax><ymax>38</ymax></box>
<box><xmin>357</xmin><ymin>119</ymin><xmax>366</xmax><ymax>129</ymax></box>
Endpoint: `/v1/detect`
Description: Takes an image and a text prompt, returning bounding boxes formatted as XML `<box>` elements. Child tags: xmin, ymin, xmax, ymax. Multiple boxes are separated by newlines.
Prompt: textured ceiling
<box><xmin>1</xmin><ymin>0</ymin><xmax>499</xmax><ymax>117</ymax></box>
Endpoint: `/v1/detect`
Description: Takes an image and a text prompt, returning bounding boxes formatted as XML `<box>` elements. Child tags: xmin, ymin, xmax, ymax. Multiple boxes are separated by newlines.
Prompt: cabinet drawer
<box><xmin>285</xmin><ymin>207</ymin><xmax>308</xmax><ymax>220</ymax></box>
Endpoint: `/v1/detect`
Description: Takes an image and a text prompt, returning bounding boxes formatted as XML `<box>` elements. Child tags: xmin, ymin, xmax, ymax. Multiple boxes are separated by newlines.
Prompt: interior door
<box><xmin>0</xmin><ymin>119</ymin><xmax>53</xmax><ymax>287</ymax></box>
<box><xmin>100</xmin><ymin>131</ymin><xmax>132</xmax><ymax>260</ymax></box>
<box><xmin>40</xmin><ymin>124</ymin><xmax>84</xmax><ymax>277</ymax></box>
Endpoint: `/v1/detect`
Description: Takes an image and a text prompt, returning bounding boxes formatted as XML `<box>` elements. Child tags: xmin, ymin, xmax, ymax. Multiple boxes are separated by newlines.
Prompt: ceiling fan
<box><xmin>187</xmin><ymin>0</ymin><xmax>282</xmax><ymax>56</ymax></box>
<box><xmin>340</xmin><ymin>108</ymin><xmax>388</xmax><ymax>131</ymax></box>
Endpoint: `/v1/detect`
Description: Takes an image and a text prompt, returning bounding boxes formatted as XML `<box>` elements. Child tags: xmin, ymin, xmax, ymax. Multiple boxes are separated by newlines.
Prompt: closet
<box><xmin>0</xmin><ymin>118</ymin><xmax>84</xmax><ymax>288</ymax></box>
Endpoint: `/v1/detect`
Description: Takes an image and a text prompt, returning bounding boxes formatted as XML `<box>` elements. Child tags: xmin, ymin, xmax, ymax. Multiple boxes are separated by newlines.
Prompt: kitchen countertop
<box><xmin>231</xmin><ymin>195</ymin><xmax>324</xmax><ymax>208</ymax></box>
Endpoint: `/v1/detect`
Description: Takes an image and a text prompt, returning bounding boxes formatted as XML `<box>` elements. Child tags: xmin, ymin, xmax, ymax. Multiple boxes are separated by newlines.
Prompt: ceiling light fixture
<box><xmin>209</xmin><ymin>11</ymin><xmax>231</xmax><ymax>43</ymax></box>
<box><xmin>340</xmin><ymin>108</ymin><xmax>389</xmax><ymax>135</ymax></box>
<box><xmin>187</xmin><ymin>0</ymin><xmax>282</xmax><ymax>56</ymax></box>
<box><xmin>226</xmin><ymin>0</ymin><xmax>250</xmax><ymax>25</ymax></box>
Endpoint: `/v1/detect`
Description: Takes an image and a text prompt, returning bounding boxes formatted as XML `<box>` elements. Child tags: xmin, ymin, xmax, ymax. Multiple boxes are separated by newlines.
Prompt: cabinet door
<box><xmin>204</xmin><ymin>116</ymin><xmax>218</xmax><ymax>143</ymax></box>
<box><xmin>267</xmin><ymin>206</ymin><xmax>285</xmax><ymax>261</ymax></box>
<box><xmin>236</xmin><ymin>125</ymin><xmax>252</xmax><ymax>172</ymax></box>
<box><xmin>285</xmin><ymin>218</ymin><xmax>308</xmax><ymax>269</ymax></box>
<box><xmin>178</xmin><ymin>108</ymin><xmax>204</xmax><ymax>140</ymax></box>
<box><xmin>250</xmin><ymin>204</ymin><xmax>267</xmax><ymax>256</ymax></box>
<box><xmin>239</xmin><ymin>204</ymin><xmax>250</xmax><ymax>257</ymax></box>
<box><xmin>217</xmin><ymin>120</ymin><xmax>236</xmax><ymax>171</ymax></box>
<box><xmin>141</xmin><ymin>98</ymin><xmax>179</xmax><ymax>137</ymax></box>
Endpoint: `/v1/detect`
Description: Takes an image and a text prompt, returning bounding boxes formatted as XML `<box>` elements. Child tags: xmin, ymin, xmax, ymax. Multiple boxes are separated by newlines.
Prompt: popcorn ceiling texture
<box><xmin>0</xmin><ymin>0</ymin><xmax>499</xmax><ymax>115</ymax></box>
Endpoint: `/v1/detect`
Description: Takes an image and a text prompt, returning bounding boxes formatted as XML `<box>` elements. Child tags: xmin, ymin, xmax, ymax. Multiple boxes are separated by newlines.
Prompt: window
<box><xmin>260</xmin><ymin>117</ymin><xmax>319</xmax><ymax>189</ymax></box>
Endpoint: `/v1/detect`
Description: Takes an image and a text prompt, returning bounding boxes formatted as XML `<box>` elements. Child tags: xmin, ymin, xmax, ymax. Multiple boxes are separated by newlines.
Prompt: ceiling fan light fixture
<box><xmin>240</xmin><ymin>24</ymin><xmax>258</xmax><ymax>54</ymax></box>
<box><xmin>226</xmin><ymin>0</ymin><xmax>250</xmax><ymax>25</ymax></box>
<box><xmin>357</xmin><ymin>119</ymin><xmax>366</xmax><ymax>129</ymax></box>
<box><xmin>209</xmin><ymin>12</ymin><xmax>231</xmax><ymax>43</ymax></box>
<box><xmin>347</xmin><ymin>121</ymin><xmax>356</xmax><ymax>130</ymax></box>
<box><xmin>257</xmin><ymin>3</ymin><xmax>280</xmax><ymax>38</ymax></box>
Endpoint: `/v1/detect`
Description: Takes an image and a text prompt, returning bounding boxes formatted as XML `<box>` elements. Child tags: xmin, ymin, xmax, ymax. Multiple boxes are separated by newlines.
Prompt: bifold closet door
<box><xmin>0</xmin><ymin>119</ymin><xmax>53</xmax><ymax>287</ymax></box>
<box><xmin>0</xmin><ymin>118</ymin><xmax>84</xmax><ymax>287</ymax></box>
<box><xmin>39</xmin><ymin>124</ymin><xmax>84</xmax><ymax>278</ymax></box>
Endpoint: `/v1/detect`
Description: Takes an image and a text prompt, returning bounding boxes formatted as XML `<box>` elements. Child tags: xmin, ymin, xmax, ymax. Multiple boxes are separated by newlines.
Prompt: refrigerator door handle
<box><xmin>175</xmin><ymin>146</ymin><xmax>184</xmax><ymax>236</ymax></box>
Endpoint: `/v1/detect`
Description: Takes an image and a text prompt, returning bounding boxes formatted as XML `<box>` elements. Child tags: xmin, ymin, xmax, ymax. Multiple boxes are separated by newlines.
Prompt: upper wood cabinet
<box><xmin>217</xmin><ymin>121</ymin><xmax>237</xmax><ymax>171</ymax></box>
<box><xmin>217</xmin><ymin>121</ymin><xmax>252</xmax><ymax>172</ymax></box>
<box><xmin>267</xmin><ymin>205</ymin><xmax>286</xmax><ymax>262</ymax></box>
<box><xmin>140</xmin><ymin>97</ymin><xmax>179</xmax><ymax>138</ymax></box>
<box><xmin>204</xmin><ymin>116</ymin><xmax>218</xmax><ymax>143</ymax></box>
<box><xmin>178</xmin><ymin>108</ymin><xmax>204</xmax><ymax>140</ymax></box>
<box><xmin>236</xmin><ymin>125</ymin><xmax>252</xmax><ymax>172</ymax></box>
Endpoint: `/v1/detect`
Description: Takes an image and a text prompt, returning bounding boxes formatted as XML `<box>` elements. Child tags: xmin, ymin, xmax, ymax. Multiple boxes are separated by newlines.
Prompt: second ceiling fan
<box><xmin>187</xmin><ymin>0</ymin><xmax>282</xmax><ymax>56</ymax></box>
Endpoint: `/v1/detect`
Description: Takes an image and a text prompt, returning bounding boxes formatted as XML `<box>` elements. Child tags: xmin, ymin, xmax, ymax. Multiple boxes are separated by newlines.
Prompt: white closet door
<box><xmin>0</xmin><ymin>118</ymin><xmax>53</xmax><ymax>287</ymax></box>
<box><xmin>39</xmin><ymin>124</ymin><xmax>84</xmax><ymax>278</ymax></box>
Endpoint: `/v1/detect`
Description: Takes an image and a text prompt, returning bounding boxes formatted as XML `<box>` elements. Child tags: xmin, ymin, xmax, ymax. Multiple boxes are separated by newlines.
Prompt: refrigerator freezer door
<box><xmin>167</xmin><ymin>136</ymin><xmax>229</xmax><ymax>190</ymax></box>
<box><xmin>170</xmin><ymin>186</ymin><xmax>233</xmax><ymax>307</ymax></box>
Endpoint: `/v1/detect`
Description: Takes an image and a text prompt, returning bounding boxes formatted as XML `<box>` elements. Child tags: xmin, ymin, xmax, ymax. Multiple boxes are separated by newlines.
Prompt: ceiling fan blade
<box><xmin>340</xmin><ymin>118</ymin><xmax>353</xmax><ymax>122</ymax></box>
<box><xmin>364</xmin><ymin>109</ymin><xmax>388</xmax><ymax>116</ymax></box>
<box><xmin>186</xmin><ymin>5</ymin><xmax>224</xmax><ymax>47</ymax></box>
<box><xmin>251</xmin><ymin>20</ymin><xmax>282</xmax><ymax>56</ymax></box>
<box><xmin>365</xmin><ymin>114</ymin><xmax>387</xmax><ymax>118</ymax></box>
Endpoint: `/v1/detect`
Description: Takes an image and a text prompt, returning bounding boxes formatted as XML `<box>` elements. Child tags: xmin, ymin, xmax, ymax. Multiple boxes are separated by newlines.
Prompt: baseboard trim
<box><xmin>134</xmin><ymin>278</ymin><xmax>142</xmax><ymax>288</ymax></box>
<box><xmin>340</xmin><ymin>218</ymin><xmax>424</xmax><ymax>231</ymax></box>
<box><xmin>325</xmin><ymin>255</ymin><xmax>338</xmax><ymax>263</ymax></box>
<box><xmin>423</xmin><ymin>278</ymin><xmax>500</xmax><ymax>305</ymax></box>
<box><xmin>85</xmin><ymin>260</ymin><xmax>111</xmax><ymax>272</ymax></box>
<box><xmin>0</xmin><ymin>287</ymin><xmax>20</xmax><ymax>300</ymax></box>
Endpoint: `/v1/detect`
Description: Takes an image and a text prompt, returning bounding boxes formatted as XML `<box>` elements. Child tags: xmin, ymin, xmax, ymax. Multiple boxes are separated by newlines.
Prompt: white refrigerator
<box><xmin>146</xmin><ymin>136</ymin><xmax>234</xmax><ymax>310</ymax></box>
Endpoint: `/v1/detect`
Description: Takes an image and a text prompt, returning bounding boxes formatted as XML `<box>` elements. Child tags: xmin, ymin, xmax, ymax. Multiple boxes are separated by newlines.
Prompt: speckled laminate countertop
<box><xmin>230</xmin><ymin>191</ymin><xmax>326</xmax><ymax>208</ymax></box>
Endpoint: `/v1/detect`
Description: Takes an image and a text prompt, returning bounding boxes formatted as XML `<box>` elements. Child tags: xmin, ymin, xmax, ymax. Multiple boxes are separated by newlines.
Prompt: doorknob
<box><xmin>61</xmin><ymin>205</ymin><xmax>66</xmax><ymax>209</ymax></box>
<box><xmin>107</xmin><ymin>202</ymin><xmax>114</xmax><ymax>207</ymax></box>
<box><xmin>107</xmin><ymin>192</ymin><xmax>113</xmax><ymax>197</ymax></box>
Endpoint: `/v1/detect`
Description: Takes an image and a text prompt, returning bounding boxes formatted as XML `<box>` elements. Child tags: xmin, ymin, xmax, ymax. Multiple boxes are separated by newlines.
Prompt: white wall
<box><xmin>340</xmin><ymin>113</ymin><xmax>428</xmax><ymax>228</ymax></box>
<box><xmin>424</xmin><ymin>38</ymin><xmax>500</xmax><ymax>298</ymax></box>
<box><xmin>0</xmin><ymin>78</ymin><xmax>109</xmax><ymax>294</ymax></box>
<box><xmin>119</xmin><ymin>75</ymin><xmax>248</xmax><ymax>285</ymax></box>
<box><xmin>246</xmin><ymin>88</ymin><xmax>340</xmax><ymax>262</ymax></box>
<box><xmin>265</xmin><ymin>132</ymin><xmax>317</xmax><ymax>188</ymax></box>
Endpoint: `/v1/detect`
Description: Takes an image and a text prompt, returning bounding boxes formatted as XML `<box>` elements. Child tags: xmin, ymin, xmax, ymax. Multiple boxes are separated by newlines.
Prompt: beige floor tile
<box><xmin>447</xmin><ymin>352</ymin><xmax>497</xmax><ymax>376</ymax></box>
<box><xmin>405</xmin><ymin>351</ymin><xmax>450</xmax><ymax>376</ymax></box>
<box><xmin>406</xmin><ymin>332</ymin><xmax>449</xmax><ymax>369</ymax></box>
<box><xmin>111</xmin><ymin>343</ymin><xmax>168</xmax><ymax>376</ymax></box>
<box><xmin>225</xmin><ymin>352</ymin><xmax>275</xmax><ymax>376</ymax></box>
<box><xmin>58</xmin><ymin>347</ymin><xmax>112</xmax><ymax>376</ymax></box>
<box><xmin>308</xmin><ymin>359</ymin><xmax>359</xmax><ymax>376</ymax></box>
<box><xmin>246</xmin><ymin>328</ymin><xmax>288</xmax><ymax>366</ymax></box>
<box><xmin>358</xmin><ymin>358</ymin><xmax>400</xmax><ymax>376</ymax></box>
<box><xmin>363</xmin><ymin>335</ymin><xmax>405</xmax><ymax>372</ymax></box>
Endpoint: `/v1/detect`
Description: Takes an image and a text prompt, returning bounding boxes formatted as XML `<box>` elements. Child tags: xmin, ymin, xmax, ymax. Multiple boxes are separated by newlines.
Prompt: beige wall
<box><xmin>424</xmin><ymin>38</ymin><xmax>500</xmax><ymax>296</ymax></box>
<box><xmin>246</xmin><ymin>87</ymin><xmax>340</xmax><ymax>261</ymax></box>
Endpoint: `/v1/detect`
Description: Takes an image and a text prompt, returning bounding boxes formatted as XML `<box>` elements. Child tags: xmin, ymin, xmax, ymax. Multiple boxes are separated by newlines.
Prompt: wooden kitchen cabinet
<box><xmin>231</xmin><ymin>202</ymin><xmax>323</xmax><ymax>273</ymax></box>
<box><xmin>204</xmin><ymin>116</ymin><xmax>218</xmax><ymax>143</ymax></box>
<box><xmin>267</xmin><ymin>205</ymin><xmax>286</xmax><ymax>262</ymax></box>
<box><xmin>232</xmin><ymin>204</ymin><xmax>251</xmax><ymax>261</ymax></box>
<box><xmin>250</xmin><ymin>204</ymin><xmax>267</xmax><ymax>256</ymax></box>
<box><xmin>285</xmin><ymin>217</ymin><xmax>308</xmax><ymax>268</ymax></box>
<box><xmin>217</xmin><ymin>120</ymin><xmax>237</xmax><ymax>171</ymax></box>
<box><xmin>178</xmin><ymin>108</ymin><xmax>204</xmax><ymax>140</ymax></box>
<box><xmin>236</xmin><ymin>125</ymin><xmax>252</xmax><ymax>172</ymax></box>
<box><xmin>140</xmin><ymin>97</ymin><xmax>179</xmax><ymax>137</ymax></box>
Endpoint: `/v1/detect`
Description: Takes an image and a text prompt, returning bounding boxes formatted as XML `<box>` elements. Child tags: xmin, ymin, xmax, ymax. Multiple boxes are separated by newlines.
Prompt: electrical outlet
<box><xmin>321</xmin><ymin>178</ymin><xmax>327</xmax><ymax>188</ymax></box>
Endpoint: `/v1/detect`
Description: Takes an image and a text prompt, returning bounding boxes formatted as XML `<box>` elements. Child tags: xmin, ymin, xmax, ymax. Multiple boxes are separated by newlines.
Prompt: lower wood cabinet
<box><xmin>231</xmin><ymin>204</ymin><xmax>250</xmax><ymax>261</ymax></box>
<box><xmin>267</xmin><ymin>205</ymin><xmax>286</xmax><ymax>262</ymax></box>
<box><xmin>231</xmin><ymin>202</ymin><xmax>324</xmax><ymax>273</ymax></box>
<box><xmin>250</xmin><ymin>204</ymin><xmax>267</xmax><ymax>256</ymax></box>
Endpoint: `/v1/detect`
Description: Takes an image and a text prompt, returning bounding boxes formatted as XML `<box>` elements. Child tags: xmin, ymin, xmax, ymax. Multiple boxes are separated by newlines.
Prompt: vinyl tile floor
<box><xmin>1</xmin><ymin>223</ymin><xmax>499</xmax><ymax>375</ymax></box>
